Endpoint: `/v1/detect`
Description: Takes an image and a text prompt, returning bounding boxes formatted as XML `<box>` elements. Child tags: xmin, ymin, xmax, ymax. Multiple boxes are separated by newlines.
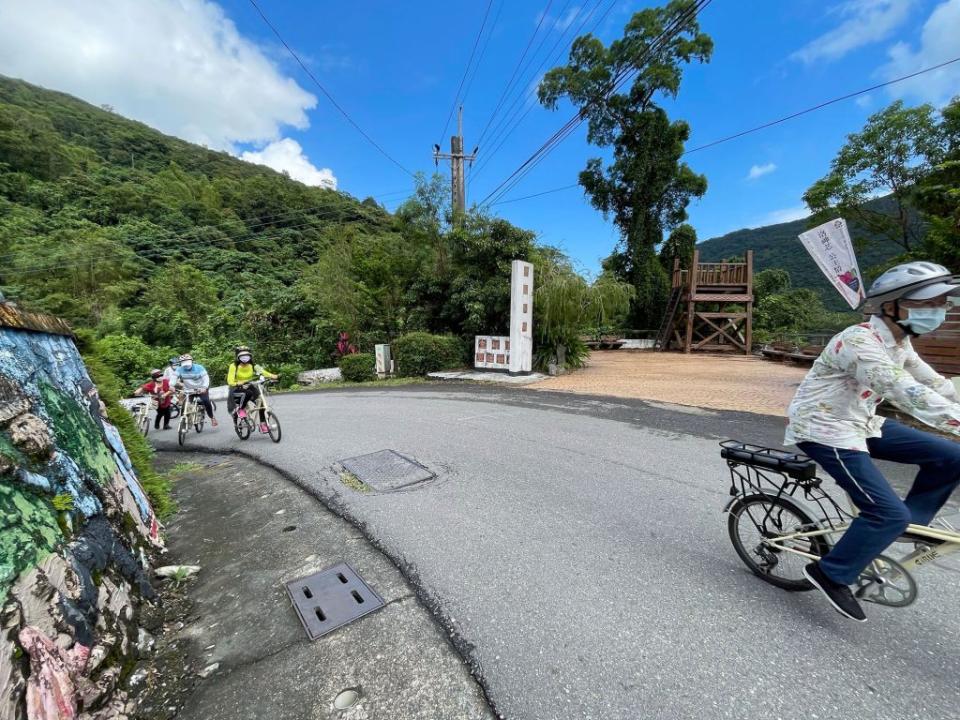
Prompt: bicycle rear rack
<box><xmin>721</xmin><ymin>441</ymin><xmax>851</xmax><ymax>530</ymax></box>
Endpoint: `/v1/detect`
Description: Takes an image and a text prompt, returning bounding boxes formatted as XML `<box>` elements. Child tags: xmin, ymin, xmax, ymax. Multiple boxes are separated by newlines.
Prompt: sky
<box><xmin>0</xmin><ymin>0</ymin><xmax>957</xmax><ymax>275</ymax></box>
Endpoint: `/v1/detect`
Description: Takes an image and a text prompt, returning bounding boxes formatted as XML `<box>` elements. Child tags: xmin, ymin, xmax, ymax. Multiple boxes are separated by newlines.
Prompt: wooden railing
<box><xmin>671</xmin><ymin>262</ymin><xmax>748</xmax><ymax>289</ymax></box>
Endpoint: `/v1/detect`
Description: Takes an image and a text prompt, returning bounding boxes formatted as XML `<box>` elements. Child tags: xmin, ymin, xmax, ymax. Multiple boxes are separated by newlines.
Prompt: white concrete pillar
<box><xmin>509</xmin><ymin>260</ymin><xmax>533</xmax><ymax>374</ymax></box>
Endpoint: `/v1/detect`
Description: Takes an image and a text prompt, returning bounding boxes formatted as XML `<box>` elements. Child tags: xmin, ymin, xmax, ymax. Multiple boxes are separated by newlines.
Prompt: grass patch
<box><xmin>166</xmin><ymin>462</ymin><xmax>203</xmax><ymax>478</ymax></box>
<box><xmin>339</xmin><ymin>471</ymin><xmax>372</xmax><ymax>494</ymax></box>
<box><xmin>80</xmin><ymin>337</ymin><xmax>175</xmax><ymax>518</ymax></box>
<box><xmin>275</xmin><ymin>377</ymin><xmax>430</xmax><ymax>394</ymax></box>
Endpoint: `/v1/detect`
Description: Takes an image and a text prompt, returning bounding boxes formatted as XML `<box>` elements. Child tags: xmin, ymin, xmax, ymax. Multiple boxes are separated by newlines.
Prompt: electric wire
<box><xmin>247</xmin><ymin>0</ymin><xmax>414</xmax><ymax>177</ymax></box>
<box><xmin>478</xmin><ymin>0</ymin><xmax>710</xmax><ymax>207</ymax></box>
<box><xmin>436</xmin><ymin>0</ymin><xmax>496</xmax><ymax>145</ymax></box>
<box><xmin>475</xmin><ymin>0</ymin><xmax>555</xmax><ymax>147</ymax></box>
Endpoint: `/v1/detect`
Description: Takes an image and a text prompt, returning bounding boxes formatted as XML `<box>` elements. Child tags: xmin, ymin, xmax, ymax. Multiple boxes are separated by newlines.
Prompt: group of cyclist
<box><xmin>134</xmin><ymin>346</ymin><xmax>277</xmax><ymax>434</ymax></box>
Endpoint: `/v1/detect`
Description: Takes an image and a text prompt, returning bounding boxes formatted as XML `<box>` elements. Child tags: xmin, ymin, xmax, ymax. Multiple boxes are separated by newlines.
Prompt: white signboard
<box><xmin>474</xmin><ymin>336</ymin><xmax>510</xmax><ymax>370</ymax></box>
<box><xmin>797</xmin><ymin>218</ymin><xmax>865</xmax><ymax>310</ymax></box>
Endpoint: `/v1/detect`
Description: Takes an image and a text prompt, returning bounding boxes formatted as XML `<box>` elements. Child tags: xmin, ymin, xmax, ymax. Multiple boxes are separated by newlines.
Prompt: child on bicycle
<box><xmin>785</xmin><ymin>261</ymin><xmax>960</xmax><ymax>622</ymax></box>
<box><xmin>227</xmin><ymin>345</ymin><xmax>278</xmax><ymax>433</ymax></box>
<box><xmin>133</xmin><ymin>369</ymin><xmax>174</xmax><ymax>430</ymax></box>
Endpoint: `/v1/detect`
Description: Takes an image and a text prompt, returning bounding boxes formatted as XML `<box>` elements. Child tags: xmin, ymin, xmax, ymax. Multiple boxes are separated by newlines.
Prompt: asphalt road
<box><xmin>154</xmin><ymin>385</ymin><xmax>960</xmax><ymax>720</ymax></box>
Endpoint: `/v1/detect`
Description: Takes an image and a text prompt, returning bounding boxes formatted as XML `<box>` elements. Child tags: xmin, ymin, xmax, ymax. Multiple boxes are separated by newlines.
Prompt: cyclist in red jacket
<box><xmin>134</xmin><ymin>369</ymin><xmax>174</xmax><ymax>430</ymax></box>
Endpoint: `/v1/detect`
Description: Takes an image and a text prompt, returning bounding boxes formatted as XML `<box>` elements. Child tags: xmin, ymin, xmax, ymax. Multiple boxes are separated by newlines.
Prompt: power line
<box><xmin>478</xmin><ymin>0</ymin><xmax>711</xmax><ymax>207</ymax></box>
<box><xmin>488</xmin><ymin>53</ymin><xmax>960</xmax><ymax>206</ymax></box>
<box><xmin>4</xmin><ymin>189</ymin><xmax>415</xmax><ymax>277</ymax></box>
<box><xmin>471</xmin><ymin>0</ymin><xmax>613</xmax><ymax>182</ymax></box>
<box><xmin>684</xmin><ymin>55</ymin><xmax>960</xmax><ymax>154</ymax></box>
<box><xmin>247</xmin><ymin>0</ymin><xmax>414</xmax><ymax>177</ymax></box>
<box><xmin>491</xmin><ymin>183</ymin><xmax>579</xmax><ymax>205</ymax></box>
<box><xmin>0</xmin><ymin>186</ymin><xmax>416</xmax><ymax>267</ymax></box>
<box><xmin>472</xmin><ymin>0</ymin><xmax>607</xmax><ymax>177</ymax></box>
<box><xmin>475</xmin><ymin>0</ymin><xmax>556</xmax><ymax>147</ymax></box>
<box><xmin>459</xmin><ymin>0</ymin><xmax>506</xmax><ymax>108</ymax></box>
<box><xmin>437</xmin><ymin>0</ymin><xmax>496</xmax><ymax>144</ymax></box>
<box><xmin>480</xmin><ymin>0</ymin><xmax>710</xmax><ymax>206</ymax></box>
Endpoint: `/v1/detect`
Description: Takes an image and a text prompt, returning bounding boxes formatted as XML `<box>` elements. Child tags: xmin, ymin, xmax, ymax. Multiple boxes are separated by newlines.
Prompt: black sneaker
<box><xmin>803</xmin><ymin>562</ymin><xmax>867</xmax><ymax>623</ymax></box>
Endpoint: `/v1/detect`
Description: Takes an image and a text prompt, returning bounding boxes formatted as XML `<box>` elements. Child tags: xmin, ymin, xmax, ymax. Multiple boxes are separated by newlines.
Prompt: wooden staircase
<box><xmin>654</xmin><ymin>287</ymin><xmax>682</xmax><ymax>351</ymax></box>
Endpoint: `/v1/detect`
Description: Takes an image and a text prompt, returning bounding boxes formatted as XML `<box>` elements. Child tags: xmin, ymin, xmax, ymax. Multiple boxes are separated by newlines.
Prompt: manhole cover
<box><xmin>285</xmin><ymin>562</ymin><xmax>385</xmax><ymax>641</ymax></box>
<box><xmin>339</xmin><ymin>449</ymin><xmax>435</xmax><ymax>492</ymax></box>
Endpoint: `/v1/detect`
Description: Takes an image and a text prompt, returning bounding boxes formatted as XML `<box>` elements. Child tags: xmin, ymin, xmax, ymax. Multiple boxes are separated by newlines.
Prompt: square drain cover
<box><xmin>285</xmin><ymin>562</ymin><xmax>385</xmax><ymax>640</ymax></box>
<box><xmin>340</xmin><ymin>449</ymin><xmax>435</xmax><ymax>492</ymax></box>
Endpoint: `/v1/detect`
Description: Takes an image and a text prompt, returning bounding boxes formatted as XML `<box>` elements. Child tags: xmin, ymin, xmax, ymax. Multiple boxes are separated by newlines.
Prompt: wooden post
<box><xmin>744</xmin><ymin>249</ymin><xmax>754</xmax><ymax>355</ymax></box>
<box><xmin>684</xmin><ymin>249</ymin><xmax>700</xmax><ymax>353</ymax></box>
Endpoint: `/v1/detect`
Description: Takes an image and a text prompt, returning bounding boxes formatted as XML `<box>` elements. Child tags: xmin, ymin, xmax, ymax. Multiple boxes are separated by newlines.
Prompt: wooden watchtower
<box><xmin>655</xmin><ymin>249</ymin><xmax>754</xmax><ymax>354</ymax></box>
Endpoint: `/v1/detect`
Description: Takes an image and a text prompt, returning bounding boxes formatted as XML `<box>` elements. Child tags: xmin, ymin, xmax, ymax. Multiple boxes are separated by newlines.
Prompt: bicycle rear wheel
<box><xmin>266</xmin><ymin>411</ymin><xmax>281</xmax><ymax>443</ymax></box>
<box><xmin>195</xmin><ymin>409</ymin><xmax>205</xmax><ymax>433</ymax></box>
<box><xmin>728</xmin><ymin>493</ymin><xmax>830</xmax><ymax>591</ymax></box>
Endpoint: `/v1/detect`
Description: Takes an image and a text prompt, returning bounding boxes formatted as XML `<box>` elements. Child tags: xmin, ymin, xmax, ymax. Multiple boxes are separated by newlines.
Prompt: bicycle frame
<box><xmin>234</xmin><ymin>378</ymin><xmax>272</xmax><ymax>417</ymax></box>
<box><xmin>725</xmin><ymin>455</ymin><xmax>960</xmax><ymax>579</ymax></box>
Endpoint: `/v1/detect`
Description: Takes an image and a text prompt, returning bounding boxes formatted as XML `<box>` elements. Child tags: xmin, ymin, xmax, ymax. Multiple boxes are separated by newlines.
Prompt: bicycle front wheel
<box><xmin>728</xmin><ymin>493</ymin><xmax>830</xmax><ymax>591</ymax></box>
<box><xmin>234</xmin><ymin>415</ymin><xmax>251</xmax><ymax>440</ymax></box>
<box><xmin>177</xmin><ymin>419</ymin><xmax>187</xmax><ymax>446</ymax></box>
<box><xmin>139</xmin><ymin>413</ymin><xmax>150</xmax><ymax>437</ymax></box>
<box><xmin>266</xmin><ymin>411</ymin><xmax>281</xmax><ymax>443</ymax></box>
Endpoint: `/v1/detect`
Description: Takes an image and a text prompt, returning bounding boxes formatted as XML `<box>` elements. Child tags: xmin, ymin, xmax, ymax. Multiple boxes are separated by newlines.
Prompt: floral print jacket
<box><xmin>785</xmin><ymin>315</ymin><xmax>960</xmax><ymax>451</ymax></box>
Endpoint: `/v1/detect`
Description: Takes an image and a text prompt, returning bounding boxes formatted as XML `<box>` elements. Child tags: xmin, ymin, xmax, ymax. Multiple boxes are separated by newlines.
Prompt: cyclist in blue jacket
<box><xmin>175</xmin><ymin>353</ymin><xmax>218</xmax><ymax>428</ymax></box>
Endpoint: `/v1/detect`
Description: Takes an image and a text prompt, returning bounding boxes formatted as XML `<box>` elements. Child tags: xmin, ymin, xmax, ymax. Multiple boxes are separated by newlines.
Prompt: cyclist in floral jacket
<box><xmin>785</xmin><ymin>261</ymin><xmax>960</xmax><ymax>622</ymax></box>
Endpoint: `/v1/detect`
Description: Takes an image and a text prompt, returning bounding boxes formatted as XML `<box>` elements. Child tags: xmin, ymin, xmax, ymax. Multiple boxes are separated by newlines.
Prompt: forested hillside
<box><xmin>697</xmin><ymin>196</ymin><xmax>907</xmax><ymax>310</ymax></box>
<box><xmin>0</xmin><ymin>76</ymin><xmax>542</xmax><ymax>388</ymax></box>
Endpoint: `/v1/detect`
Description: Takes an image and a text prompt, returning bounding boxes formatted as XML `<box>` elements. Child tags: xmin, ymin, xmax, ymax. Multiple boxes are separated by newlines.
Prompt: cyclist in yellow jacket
<box><xmin>227</xmin><ymin>345</ymin><xmax>278</xmax><ymax>433</ymax></box>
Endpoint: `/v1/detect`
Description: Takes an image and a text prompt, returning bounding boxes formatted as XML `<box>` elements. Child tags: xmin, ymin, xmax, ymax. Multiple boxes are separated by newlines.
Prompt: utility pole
<box><xmin>433</xmin><ymin>106</ymin><xmax>477</xmax><ymax>215</ymax></box>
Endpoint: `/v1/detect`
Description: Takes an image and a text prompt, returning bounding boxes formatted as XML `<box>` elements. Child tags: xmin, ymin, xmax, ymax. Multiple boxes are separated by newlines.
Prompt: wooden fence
<box><xmin>914</xmin><ymin>307</ymin><xmax>960</xmax><ymax>377</ymax></box>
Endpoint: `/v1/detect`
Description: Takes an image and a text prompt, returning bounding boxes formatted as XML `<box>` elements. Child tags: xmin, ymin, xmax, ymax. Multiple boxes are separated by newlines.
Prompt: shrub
<box><xmin>276</xmin><ymin>362</ymin><xmax>302</xmax><ymax>388</ymax></box>
<box><xmin>392</xmin><ymin>332</ymin><xmax>464</xmax><ymax>377</ymax></box>
<box><xmin>338</xmin><ymin>353</ymin><xmax>375</xmax><ymax>382</ymax></box>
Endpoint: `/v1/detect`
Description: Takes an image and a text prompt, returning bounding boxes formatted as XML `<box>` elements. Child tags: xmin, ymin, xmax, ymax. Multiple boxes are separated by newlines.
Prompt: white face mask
<box><xmin>898</xmin><ymin>307</ymin><xmax>947</xmax><ymax>335</ymax></box>
<box><xmin>182</xmin><ymin>361</ymin><xmax>193</xmax><ymax>370</ymax></box>
<box><xmin>238</xmin><ymin>355</ymin><xmax>251</xmax><ymax>364</ymax></box>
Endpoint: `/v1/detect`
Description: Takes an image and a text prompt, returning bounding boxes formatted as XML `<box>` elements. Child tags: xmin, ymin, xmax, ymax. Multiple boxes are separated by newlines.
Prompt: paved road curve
<box><xmin>155</xmin><ymin>385</ymin><xmax>960</xmax><ymax>720</ymax></box>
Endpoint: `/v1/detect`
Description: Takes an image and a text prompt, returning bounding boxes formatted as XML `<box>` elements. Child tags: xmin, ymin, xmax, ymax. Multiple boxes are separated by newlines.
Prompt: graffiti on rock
<box><xmin>1</xmin><ymin>314</ymin><xmax>161</xmax><ymax>719</ymax></box>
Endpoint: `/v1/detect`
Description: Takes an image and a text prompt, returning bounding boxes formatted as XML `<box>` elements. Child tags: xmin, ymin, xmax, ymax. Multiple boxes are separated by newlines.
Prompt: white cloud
<box><xmin>756</xmin><ymin>205</ymin><xmax>810</xmax><ymax>226</ymax></box>
<box><xmin>746</xmin><ymin>162</ymin><xmax>777</xmax><ymax>180</ymax></box>
<box><xmin>555</xmin><ymin>6</ymin><xmax>583</xmax><ymax>31</ymax></box>
<box><xmin>791</xmin><ymin>0</ymin><xmax>915</xmax><ymax>64</ymax></box>
<box><xmin>855</xmin><ymin>94</ymin><xmax>874</xmax><ymax>108</ymax></box>
<box><xmin>0</xmin><ymin>0</ymin><xmax>318</xmax><ymax>152</ymax></box>
<box><xmin>880</xmin><ymin>0</ymin><xmax>960</xmax><ymax>106</ymax></box>
<box><xmin>241</xmin><ymin>139</ymin><xmax>336</xmax><ymax>189</ymax></box>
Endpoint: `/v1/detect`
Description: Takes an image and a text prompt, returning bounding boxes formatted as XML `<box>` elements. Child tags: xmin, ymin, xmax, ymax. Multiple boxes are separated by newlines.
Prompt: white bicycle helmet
<box><xmin>862</xmin><ymin>261</ymin><xmax>958</xmax><ymax>313</ymax></box>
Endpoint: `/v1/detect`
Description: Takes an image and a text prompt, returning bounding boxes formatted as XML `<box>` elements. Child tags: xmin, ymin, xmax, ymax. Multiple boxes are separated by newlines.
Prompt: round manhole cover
<box><xmin>334</xmin><ymin>689</ymin><xmax>360</xmax><ymax>710</ymax></box>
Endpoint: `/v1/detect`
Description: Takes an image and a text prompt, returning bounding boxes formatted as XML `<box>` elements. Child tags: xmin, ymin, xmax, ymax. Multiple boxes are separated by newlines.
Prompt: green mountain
<box><xmin>697</xmin><ymin>197</ymin><xmax>906</xmax><ymax>309</ymax></box>
<box><xmin>0</xmin><ymin>75</ymin><xmax>539</xmax><ymax>389</ymax></box>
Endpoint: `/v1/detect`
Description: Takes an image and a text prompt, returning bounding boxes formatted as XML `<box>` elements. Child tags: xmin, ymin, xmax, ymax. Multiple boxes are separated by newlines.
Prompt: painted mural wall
<box><xmin>0</xmin><ymin>306</ymin><xmax>159</xmax><ymax>720</ymax></box>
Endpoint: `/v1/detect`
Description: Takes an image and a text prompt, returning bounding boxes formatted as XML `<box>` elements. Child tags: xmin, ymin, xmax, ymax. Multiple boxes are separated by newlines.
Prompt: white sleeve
<box><xmin>904</xmin><ymin>346</ymin><xmax>959</xmax><ymax>402</ymax></box>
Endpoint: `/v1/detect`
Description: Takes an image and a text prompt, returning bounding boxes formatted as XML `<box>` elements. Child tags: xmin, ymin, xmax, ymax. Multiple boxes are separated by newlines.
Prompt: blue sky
<box><xmin>1</xmin><ymin>0</ymin><xmax>957</xmax><ymax>275</ymax></box>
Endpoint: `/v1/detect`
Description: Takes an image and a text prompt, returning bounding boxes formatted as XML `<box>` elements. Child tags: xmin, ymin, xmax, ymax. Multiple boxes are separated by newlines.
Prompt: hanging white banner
<box><xmin>797</xmin><ymin>218</ymin><xmax>865</xmax><ymax>310</ymax></box>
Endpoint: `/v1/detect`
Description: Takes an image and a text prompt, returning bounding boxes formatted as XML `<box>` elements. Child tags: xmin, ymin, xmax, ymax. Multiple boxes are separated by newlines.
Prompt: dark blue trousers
<box><xmin>798</xmin><ymin>420</ymin><xmax>960</xmax><ymax>585</ymax></box>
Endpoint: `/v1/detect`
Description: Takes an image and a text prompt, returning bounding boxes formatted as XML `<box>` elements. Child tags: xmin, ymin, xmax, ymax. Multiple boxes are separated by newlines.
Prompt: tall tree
<box><xmin>659</xmin><ymin>222</ymin><xmax>697</xmax><ymax>270</ymax></box>
<box><xmin>803</xmin><ymin>100</ymin><xmax>946</xmax><ymax>253</ymax></box>
<box><xmin>538</xmin><ymin>0</ymin><xmax>712</xmax><ymax>328</ymax></box>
